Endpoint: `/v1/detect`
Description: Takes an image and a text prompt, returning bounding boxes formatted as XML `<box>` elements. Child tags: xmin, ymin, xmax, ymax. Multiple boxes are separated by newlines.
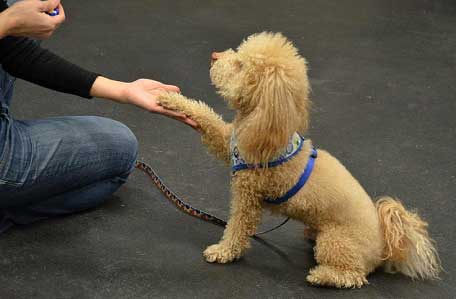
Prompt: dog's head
<box><xmin>210</xmin><ymin>32</ymin><xmax>310</xmax><ymax>163</ymax></box>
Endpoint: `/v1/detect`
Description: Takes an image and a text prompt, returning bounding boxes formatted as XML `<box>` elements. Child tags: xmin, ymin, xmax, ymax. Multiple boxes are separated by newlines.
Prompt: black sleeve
<box><xmin>0</xmin><ymin>2</ymin><xmax>99</xmax><ymax>99</ymax></box>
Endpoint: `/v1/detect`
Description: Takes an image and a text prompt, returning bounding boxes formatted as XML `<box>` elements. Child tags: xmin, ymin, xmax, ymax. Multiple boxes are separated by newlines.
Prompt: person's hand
<box><xmin>0</xmin><ymin>0</ymin><xmax>65</xmax><ymax>39</ymax></box>
<box><xmin>90</xmin><ymin>77</ymin><xmax>200</xmax><ymax>130</ymax></box>
<box><xmin>123</xmin><ymin>79</ymin><xmax>199</xmax><ymax>129</ymax></box>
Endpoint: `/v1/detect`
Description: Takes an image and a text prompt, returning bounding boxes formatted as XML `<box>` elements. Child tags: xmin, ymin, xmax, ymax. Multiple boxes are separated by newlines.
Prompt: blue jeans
<box><xmin>0</xmin><ymin>67</ymin><xmax>138</xmax><ymax>233</ymax></box>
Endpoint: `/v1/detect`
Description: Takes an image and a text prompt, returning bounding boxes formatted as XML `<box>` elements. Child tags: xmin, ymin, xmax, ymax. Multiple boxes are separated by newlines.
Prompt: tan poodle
<box><xmin>157</xmin><ymin>32</ymin><xmax>441</xmax><ymax>288</ymax></box>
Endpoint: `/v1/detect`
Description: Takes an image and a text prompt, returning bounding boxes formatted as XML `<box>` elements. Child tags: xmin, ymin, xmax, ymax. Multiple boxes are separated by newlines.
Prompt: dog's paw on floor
<box><xmin>203</xmin><ymin>243</ymin><xmax>242</xmax><ymax>264</ymax></box>
<box><xmin>306</xmin><ymin>265</ymin><xmax>368</xmax><ymax>288</ymax></box>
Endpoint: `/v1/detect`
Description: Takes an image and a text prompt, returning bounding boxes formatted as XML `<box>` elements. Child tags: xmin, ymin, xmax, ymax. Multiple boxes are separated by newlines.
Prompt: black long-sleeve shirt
<box><xmin>0</xmin><ymin>1</ymin><xmax>98</xmax><ymax>98</ymax></box>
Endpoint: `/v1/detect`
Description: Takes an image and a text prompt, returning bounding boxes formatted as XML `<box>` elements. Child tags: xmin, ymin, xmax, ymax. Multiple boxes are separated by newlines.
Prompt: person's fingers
<box><xmin>42</xmin><ymin>3</ymin><xmax>65</xmax><ymax>28</ymax></box>
<box><xmin>138</xmin><ymin>79</ymin><xmax>166</xmax><ymax>89</ymax></box>
<box><xmin>154</xmin><ymin>106</ymin><xmax>187</xmax><ymax>118</ymax></box>
<box><xmin>144</xmin><ymin>87</ymin><xmax>166</xmax><ymax>97</ymax></box>
<box><xmin>149</xmin><ymin>104</ymin><xmax>200</xmax><ymax>129</ymax></box>
<box><xmin>138</xmin><ymin>79</ymin><xmax>180</xmax><ymax>93</ymax></box>
<box><xmin>142</xmin><ymin>79</ymin><xmax>162</xmax><ymax>85</ymax></box>
<box><xmin>164</xmin><ymin>112</ymin><xmax>200</xmax><ymax>129</ymax></box>
<box><xmin>52</xmin><ymin>3</ymin><xmax>65</xmax><ymax>24</ymax></box>
<box><xmin>39</xmin><ymin>0</ymin><xmax>61</xmax><ymax>12</ymax></box>
<box><xmin>162</xmin><ymin>85</ymin><xmax>180</xmax><ymax>93</ymax></box>
<box><xmin>167</xmin><ymin>115</ymin><xmax>199</xmax><ymax>130</ymax></box>
<box><xmin>147</xmin><ymin>88</ymin><xmax>167</xmax><ymax>98</ymax></box>
<box><xmin>183</xmin><ymin>118</ymin><xmax>200</xmax><ymax>129</ymax></box>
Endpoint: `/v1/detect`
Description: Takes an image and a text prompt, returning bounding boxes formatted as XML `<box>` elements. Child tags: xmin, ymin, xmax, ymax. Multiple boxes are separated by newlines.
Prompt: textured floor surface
<box><xmin>1</xmin><ymin>0</ymin><xmax>455</xmax><ymax>298</ymax></box>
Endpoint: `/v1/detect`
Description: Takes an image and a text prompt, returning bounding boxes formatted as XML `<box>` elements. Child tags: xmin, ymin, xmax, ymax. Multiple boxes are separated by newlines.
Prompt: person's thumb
<box><xmin>39</xmin><ymin>0</ymin><xmax>61</xmax><ymax>13</ymax></box>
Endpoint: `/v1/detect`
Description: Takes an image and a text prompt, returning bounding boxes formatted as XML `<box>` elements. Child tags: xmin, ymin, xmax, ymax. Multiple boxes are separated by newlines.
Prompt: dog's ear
<box><xmin>234</xmin><ymin>32</ymin><xmax>311</xmax><ymax>164</ymax></box>
<box><xmin>235</xmin><ymin>66</ymin><xmax>302</xmax><ymax>164</ymax></box>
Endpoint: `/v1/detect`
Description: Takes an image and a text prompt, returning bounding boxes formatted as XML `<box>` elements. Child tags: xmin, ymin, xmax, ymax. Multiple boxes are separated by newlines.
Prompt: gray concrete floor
<box><xmin>1</xmin><ymin>0</ymin><xmax>455</xmax><ymax>298</ymax></box>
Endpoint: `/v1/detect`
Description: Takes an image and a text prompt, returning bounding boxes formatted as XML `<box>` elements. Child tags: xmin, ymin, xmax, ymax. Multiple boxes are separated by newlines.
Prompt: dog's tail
<box><xmin>376</xmin><ymin>196</ymin><xmax>441</xmax><ymax>280</ymax></box>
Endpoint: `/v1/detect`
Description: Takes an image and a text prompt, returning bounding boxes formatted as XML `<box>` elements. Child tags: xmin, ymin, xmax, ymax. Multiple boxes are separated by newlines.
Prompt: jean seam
<box><xmin>0</xmin><ymin>178</ymin><xmax>22</xmax><ymax>187</ymax></box>
<box><xmin>0</xmin><ymin>116</ymin><xmax>11</xmax><ymax>169</ymax></box>
<box><xmin>0</xmin><ymin>117</ymin><xmax>13</xmax><ymax>183</ymax></box>
<box><xmin>0</xmin><ymin>120</ymin><xmax>33</xmax><ymax>186</ymax></box>
<box><xmin>25</xmin><ymin>170</ymin><xmax>129</xmax><ymax>210</ymax></box>
<box><xmin>38</xmin><ymin>155</ymin><xmax>135</xmax><ymax>182</ymax></box>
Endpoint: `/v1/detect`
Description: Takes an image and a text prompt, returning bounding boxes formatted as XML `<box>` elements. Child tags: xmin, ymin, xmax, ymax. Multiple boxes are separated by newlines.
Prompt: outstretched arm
<box><xmin>90</xmin><ymin>77</ymin><xmax>197</xmax><ymax>128</ymax></box>
<box><xmin>0</xmin><ymin>1</ymin><xmax>195</xmax><ymax>127</ymax></box>
<box><xmin>158</xmin><ymin>92</ymin><xmax>232</xmax><ymax>164</ymax></box>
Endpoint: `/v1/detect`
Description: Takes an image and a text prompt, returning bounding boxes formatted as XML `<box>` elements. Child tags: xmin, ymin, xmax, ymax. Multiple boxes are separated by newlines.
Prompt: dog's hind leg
<box><xmin>158</xmin><ymin>92</ymin><xmax>232</xmax><ymax>163</ymax></box>
<box><xmin>306</xmin><ymin>227</ymin><xmax>369</xmax><ymax>288</ymax></box>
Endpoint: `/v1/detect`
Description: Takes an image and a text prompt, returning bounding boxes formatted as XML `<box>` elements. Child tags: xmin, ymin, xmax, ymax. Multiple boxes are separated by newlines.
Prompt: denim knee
<box><xmin>0</xmin><ymin>116</ymin><xmax>138</xmax><ymax>207</ymax></box>
<box><xmin>108</xmin><ymin>119</ymin><xmax>138</xmax><ymax>177</ymax></box>
<box><xmin>83</xmin><ymin>116</ymin><xmax>138</xmax><ymax>179</ymax></box>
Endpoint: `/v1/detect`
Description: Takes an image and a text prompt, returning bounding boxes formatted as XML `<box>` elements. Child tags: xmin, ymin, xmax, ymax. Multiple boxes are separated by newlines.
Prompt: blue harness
<box><xmin>230</xmin><ymin>132</ymin><xmax>317</xmax><ymax>205</ymax></box>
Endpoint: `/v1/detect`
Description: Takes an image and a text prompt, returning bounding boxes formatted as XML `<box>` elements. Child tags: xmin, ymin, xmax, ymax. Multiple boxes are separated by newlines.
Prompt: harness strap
<box><xmin>263</xmin><ymin>148</ymin><xmax>317</xmax><ymax>205</ymax></box>
<box><xmin>231</xmin><ymin>133</ymin><xmax>304</xmax><ymax>173</ymax></box>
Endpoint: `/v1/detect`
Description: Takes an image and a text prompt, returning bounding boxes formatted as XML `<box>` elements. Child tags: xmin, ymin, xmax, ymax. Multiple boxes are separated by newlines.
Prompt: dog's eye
<box><xmin>234</xmin><ymin>60</ymin><xmax>243</xmax><ymax>69</ymax></box>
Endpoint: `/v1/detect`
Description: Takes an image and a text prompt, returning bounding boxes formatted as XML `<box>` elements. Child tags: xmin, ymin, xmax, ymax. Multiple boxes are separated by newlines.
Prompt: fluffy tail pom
<box><xmin>376</xmin><ymin>197</ymin><xmax>441</xmax><ymax>280</ymax></box>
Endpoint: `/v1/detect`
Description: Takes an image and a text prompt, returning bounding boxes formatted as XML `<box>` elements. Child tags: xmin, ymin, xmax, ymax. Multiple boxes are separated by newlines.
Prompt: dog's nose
<box><xmin>210</xmin><ymin>52</ymin><xmax>220</xmax><ymax>67</ymax></box>
<box><xmin>212</xmin><ymin>52</ymin><xmax>220</xmax><ymax>60</ymax></box>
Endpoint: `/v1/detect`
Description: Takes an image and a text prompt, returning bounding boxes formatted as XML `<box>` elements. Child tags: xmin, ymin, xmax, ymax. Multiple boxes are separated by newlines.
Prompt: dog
<box><xmin>157</xmin><ymin>32</ymin><xmax>441</xmax><ymax>288</ymax></box>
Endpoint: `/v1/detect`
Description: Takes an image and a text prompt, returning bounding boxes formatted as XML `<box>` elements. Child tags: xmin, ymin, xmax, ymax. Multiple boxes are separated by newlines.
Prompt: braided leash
<box><xmin>135</xmin><ymin>160</ymin><xmax>289</xmax><ymax>236</ymax></box>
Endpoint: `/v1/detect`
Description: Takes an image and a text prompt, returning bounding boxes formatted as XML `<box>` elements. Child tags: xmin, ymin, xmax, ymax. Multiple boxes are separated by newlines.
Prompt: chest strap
<box><xmin>231</xmin><ymin>132</ymin><xmax>304</xmax><ymax>173</ymax></box>
<box><xmin>263</xmin><ymin>148</ymin><xmax>317</xmax><ymax>205</ymax></box>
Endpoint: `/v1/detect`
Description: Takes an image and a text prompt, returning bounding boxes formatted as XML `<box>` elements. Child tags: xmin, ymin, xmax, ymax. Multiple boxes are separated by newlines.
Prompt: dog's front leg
<box><xmin>158</xmin><ymin>91</ymin><xmax>232</xmax><ymax>164</ymax></box>
<box><xmin>204</xmin><ymin>185</ymin><xmax>262</xmax><ymax>263</ymax></box>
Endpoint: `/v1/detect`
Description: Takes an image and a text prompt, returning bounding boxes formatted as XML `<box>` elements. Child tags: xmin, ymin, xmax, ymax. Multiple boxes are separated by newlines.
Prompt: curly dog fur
<box><xmin>158</xmin><ymin>32</ymin><xmax>441</xmax><ymax>288</ymax></box>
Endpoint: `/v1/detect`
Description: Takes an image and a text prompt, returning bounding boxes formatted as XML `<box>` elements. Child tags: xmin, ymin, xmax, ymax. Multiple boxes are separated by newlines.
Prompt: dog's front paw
<box><xmin>157</xmin><ymin>91</ymin><xmax>184</xmax><ymax>111</ymax></box>
<box><xmin>203</xmin><ymin>243</ymin><xmax>242</xmax><ymax>264</ymax></box>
